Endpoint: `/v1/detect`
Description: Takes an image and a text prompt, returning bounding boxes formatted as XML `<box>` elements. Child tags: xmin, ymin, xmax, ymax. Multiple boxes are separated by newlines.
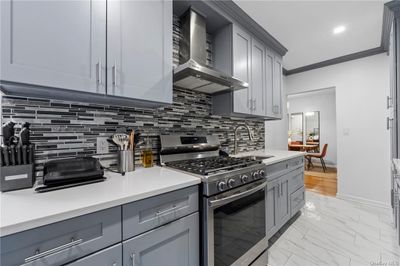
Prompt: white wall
<box><xmin>283</xmin><ymin>53</ymin><xmax>390</xmax><ymax>207</ymax></box>
<box><xmin>287</xmin><ymin>88</ymin><xmax>337</xmax><ymax>166</ymax></box>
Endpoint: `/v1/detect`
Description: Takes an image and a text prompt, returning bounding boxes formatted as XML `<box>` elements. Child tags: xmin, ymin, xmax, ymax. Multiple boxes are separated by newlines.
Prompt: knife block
<box><xmin>0</xmin><ymin>164</ymin><xmax>34</xmax><ymax>192</ymax></box>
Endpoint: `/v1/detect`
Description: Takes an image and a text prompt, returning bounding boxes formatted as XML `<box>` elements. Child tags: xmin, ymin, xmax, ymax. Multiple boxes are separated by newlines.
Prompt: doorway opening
<box><xmin>287</xmin><ymin>87</ymin><xmax>337</xmax><ymax>196</ymax></box>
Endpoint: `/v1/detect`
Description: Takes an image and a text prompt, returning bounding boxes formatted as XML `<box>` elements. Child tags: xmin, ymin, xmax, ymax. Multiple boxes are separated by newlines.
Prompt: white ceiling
<box><xmin>234</xmin><ymin>0</ymin><xmax>385</xmax><ymax>70</ymax></box>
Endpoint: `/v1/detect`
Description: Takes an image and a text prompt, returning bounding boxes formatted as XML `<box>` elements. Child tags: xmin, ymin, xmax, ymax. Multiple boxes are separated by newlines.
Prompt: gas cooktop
<box><xmin>165</xmin><ymin>156</ymin><xmax>262</xmax><ymax>176</ymax></box>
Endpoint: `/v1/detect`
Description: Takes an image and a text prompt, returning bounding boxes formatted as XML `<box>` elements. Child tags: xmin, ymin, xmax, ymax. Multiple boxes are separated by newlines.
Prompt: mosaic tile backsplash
<box><xmin>1</xmin><ymin>88</ymin><xmax>265</xmax><ymax>179</ymax></box>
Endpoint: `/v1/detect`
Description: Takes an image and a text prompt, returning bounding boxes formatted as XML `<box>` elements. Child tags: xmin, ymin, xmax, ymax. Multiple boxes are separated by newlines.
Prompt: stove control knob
<box><xmin>259</xmin><ymin>170</ymin><xmax>266</xmax><ymax>178</ymax></box>
<box><xmin>217</xmin><ymin>181</ymin><xmax>226</xmax><ymax>191</ymax></box>
<box><xmin>252</xmin><ymin>171</ymin><xmax>260</xmax><ymax>180</ymax></box>
<box><xmin>227</xmin><ymin>178</ymin><xmax>236</xmax><ymax>188</ymax></box>
<box><xmin>240</xmin><ymin>175</ymin><xmax>249</xmax><ymax>183</ymax></box>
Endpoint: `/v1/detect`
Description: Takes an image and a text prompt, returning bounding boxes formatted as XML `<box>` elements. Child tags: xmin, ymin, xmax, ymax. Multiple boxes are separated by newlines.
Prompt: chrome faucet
<box><xmin>234</xmin><ymin>124</ymin><xmax>254</xmax><ymax>155</ymax></box>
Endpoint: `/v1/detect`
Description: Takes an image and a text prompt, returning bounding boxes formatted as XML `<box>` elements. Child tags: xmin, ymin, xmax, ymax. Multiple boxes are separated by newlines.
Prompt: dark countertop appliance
<box><xmin>35</xmin><ymin>157</ymin><xmax>105</xmax><ymax>193</ymax></box>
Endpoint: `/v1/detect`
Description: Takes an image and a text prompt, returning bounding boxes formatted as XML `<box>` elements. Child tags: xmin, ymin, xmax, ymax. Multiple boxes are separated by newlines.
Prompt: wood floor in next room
<box><xmin>259</xmin><ymin>191</ymin><xmax>398</xmax><ymax>266</ymax></box>
<box><xmin>304</xmin><ymin>167</ymin><xmax>337</xmax><ymax>197</ymax></box>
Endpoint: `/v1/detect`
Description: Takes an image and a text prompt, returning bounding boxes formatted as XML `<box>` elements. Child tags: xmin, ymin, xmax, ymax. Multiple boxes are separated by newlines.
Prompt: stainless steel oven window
<box><xmin>203</xmin><ymin>180</ymin><xmax>268</xmax><ymax>266</ymax></box>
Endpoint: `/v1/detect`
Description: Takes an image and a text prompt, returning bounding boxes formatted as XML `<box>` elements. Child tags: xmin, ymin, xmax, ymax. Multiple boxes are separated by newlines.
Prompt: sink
<box><xmin>244</xmin><ymin>155</ymin><xmax>274</xmax><ymax>160</ymax></box>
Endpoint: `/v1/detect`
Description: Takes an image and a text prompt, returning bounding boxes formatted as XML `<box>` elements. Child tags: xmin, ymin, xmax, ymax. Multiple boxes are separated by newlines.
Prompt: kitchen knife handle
<box><xmin>22</xmin><ymin>145</ymin><xmax>28</xmax><ymax>165</ymax></box>
<box><xmin>10</xmin><ymin>145</ymin><xmax>16</xmax><ymax>165</ymax></box>
<box><xmin>28</xmin><ymin>144</ymin><xmax>34</xmax><ymax>164</ymax></box>
<box><xmin>16</xmin><ymin>145</ymin><xmax>22</xmax><ymax>165</ymax></box>
<box><xmin>3</xmin><ymin>146</ymin><xmax>10</xmax><ymax>166</ymax></box>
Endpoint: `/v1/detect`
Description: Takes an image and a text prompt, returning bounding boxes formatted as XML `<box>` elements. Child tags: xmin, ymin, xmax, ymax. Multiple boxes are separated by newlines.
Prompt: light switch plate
<box><xmin>97</xmin><ymin>137</ymin><xmax>109</xmax><ymax>154</ymax></box>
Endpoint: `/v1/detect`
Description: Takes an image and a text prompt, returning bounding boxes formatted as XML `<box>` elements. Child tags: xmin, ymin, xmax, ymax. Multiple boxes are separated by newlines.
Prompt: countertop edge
<box><xmin>0</xmin><ymin>179</ymin><xmax>200</xmax><ymax>237</ymax></box>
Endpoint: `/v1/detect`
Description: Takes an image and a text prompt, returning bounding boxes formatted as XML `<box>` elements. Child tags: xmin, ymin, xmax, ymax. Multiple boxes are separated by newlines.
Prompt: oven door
<box><xmin>203</xmin><ymin>179</ymin><xmax>268</xmax><ymax>266</ymax></box>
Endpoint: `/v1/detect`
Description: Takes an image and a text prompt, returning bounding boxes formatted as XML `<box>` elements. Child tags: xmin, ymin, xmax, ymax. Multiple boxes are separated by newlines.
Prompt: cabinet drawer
<box><xmin>288</xmin><ymin>168</ymin><xmax>304</xmax><ymax>194</ymax></box>
<box><xmin>123</xmin><ymin>186</ymin><xmax>198</xmax><ymax>240</ymax></box>
<box><xmin>1</xmin><ymin>207</ymin><xmax>121</xmax><ymax>266</ymax></box>
<box><xmin>290</xmin><ymin>186</ymin><xmax>305</xmax><ymax>217</ymax></box>
<box><xmin>67</xmin><ymin>244</ymin><xmax>122</xmax><ymax>266</ymax></box>
<box><xmin>123</xmin><ymin>212</ymin><xmax>199</xmax><ymax>266</ymax></box>
<box><xmin>266</xmin><ymin>157</ymin><xmax>304</xmax><ymax>181</ymax></box>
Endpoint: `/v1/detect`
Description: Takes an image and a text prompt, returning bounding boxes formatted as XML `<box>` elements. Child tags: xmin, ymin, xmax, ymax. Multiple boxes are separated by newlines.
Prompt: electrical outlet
<box><xmin>97</xmin><ymin>137</ymin><xmax>109</xmax><ymax>154</ymax></box>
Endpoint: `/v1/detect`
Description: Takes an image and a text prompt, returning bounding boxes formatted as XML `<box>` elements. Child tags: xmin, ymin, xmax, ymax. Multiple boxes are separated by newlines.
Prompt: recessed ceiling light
<box><xmin>333</xmin><ymin>25</ymin><xmax>346</xmax><ymax>35</ymax></box>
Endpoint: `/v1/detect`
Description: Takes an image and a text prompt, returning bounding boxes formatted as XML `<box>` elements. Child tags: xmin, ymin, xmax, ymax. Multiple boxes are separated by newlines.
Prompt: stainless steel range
<box><xmin>160</xmin><ymin>135</ymin><xmax>268</xmax><ymax>266</ymax></box>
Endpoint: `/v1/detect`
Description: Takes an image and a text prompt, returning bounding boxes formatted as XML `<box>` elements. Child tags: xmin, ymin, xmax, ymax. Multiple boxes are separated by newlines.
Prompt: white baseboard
<box><xmin>336</xmin><ymin>193</ymin><xmax>390</xmax><ymax>209</ymax></box>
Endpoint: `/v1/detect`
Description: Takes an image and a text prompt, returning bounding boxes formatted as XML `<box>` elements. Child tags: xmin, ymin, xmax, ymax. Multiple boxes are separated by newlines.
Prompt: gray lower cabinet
<box><xmin>0</xmin><ymin>0</ymin><xmax>106</xmax><ymax>94</ymax></box>
<box><xmin>266</xmin><ymin>158</ymin><xmax>306</xmax><ymax>240</ymax></box>
<box><xmin>122</xmin><ymin>186</ymin><xmax>198</xmax><ymax>240</ymax></box>
<box><xmin>66</xmin><ymin>244</ymin><xmax>122</xmax><ymax>266</ymax></box>
<box><xmin>123</xmin><ymin>212</ymin><xmax>199</xmax><ymax>266</ymax></box>
<box><xmin>266</xmin><ymin>178</ymin><xmax>280</xmax><ymax>237</ymax></box>
<box><xmin>0</xmin><ymin>185</ymin><xmax>199</xmax><ymax>266</ymax></box>
<box><xmin>107</xmin><ymin>0</ymin><xmax>172</xmax><ymax>104</ymax></box>
<box><xmin>0</xmin><ymin>207</ymin><xmax>121</xmax><ymax>266</ymax></box>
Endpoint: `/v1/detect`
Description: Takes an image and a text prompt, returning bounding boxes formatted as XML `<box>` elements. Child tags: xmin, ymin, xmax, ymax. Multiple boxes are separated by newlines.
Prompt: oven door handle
<box><xmin>208</xmin><ymin>181</ymin><xmax>267</xmax><ymax>208</ymax></box>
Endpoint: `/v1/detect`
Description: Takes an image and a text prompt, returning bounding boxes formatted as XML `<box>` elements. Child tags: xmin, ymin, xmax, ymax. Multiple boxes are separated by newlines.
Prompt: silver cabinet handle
<box><xmin>24</xmin><ymin>238</ymin><xmax>83</xmax><ymax>263</ymax></box>
<box><xmin>248</xmin><ymin>99</ymin><xmax>253</xmax><ymax>111</ymax></box>
<box><xmin>156</xmin><ymin>205</ymin><xmax>178</xmax><ymax>217</ymax></box>
<box><xmin>131</xmin><ymin>253</ymin><xmax>136</xmax><ymax>266</ymax></box>
<box><xmin>273</xmin><ymin>105</ymin><xmax>279</xmax><ymax>114</ymax></box>
<box><xmin>387</xmin><ymin>117</ymin><xmax>393</xmax><ymax>130</ymax></box>
<box><xmin>253</xmin><ymin>99</ymin><xmax>256</xmax><ymax>110</ymax></box>
<box><xmin>281</xmin><ymin>182</ymin><xmax>283</xmax><ymax>196</ymax></box>
<box><xmin>277</xmin><ymin>183</ymin><xmax>280</xmax><ymax>197</ymax></box>
<box><xmin>112</xmin><ymin>60</ymin><xmax>117</xmax><ymax>88</ymax></box>
<box><xmin>97</xmin><ymin>59</ymin><xmax>102</xmax><ymax>85</ymax></box>
<box><xmin>387</xmin><ymin>96</ymin><xmax>393</xmax><ymax>109</ymax></box>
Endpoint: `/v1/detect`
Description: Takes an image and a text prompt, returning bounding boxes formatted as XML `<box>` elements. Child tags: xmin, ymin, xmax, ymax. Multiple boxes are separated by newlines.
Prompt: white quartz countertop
<box><xmin>0</xmin><ymin>166</ymin><xmax>200</xmax><ymax>237</ymax></box>
<box><xmin>393</xmin><ymin>159</ymin><xmax>400</xmax><ymax>176</ymax></box>
<box><xmin>235</xmin><ymin>149</ymin><xmax>305</xmax><ymax>165</ymax></box>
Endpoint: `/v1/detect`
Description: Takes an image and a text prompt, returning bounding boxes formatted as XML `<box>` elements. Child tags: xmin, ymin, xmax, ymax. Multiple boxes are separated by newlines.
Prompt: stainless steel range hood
<box><xmin>174</xmin><ymin>9</ymin><xmax>248</xmax><ymax>94</ymax></box>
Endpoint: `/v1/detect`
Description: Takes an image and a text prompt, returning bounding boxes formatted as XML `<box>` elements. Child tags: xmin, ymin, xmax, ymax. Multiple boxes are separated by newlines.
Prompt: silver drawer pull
<box><xmin>24</xmin><ymin>238</ymin><xmax>83</xmax><ymax>263</ymax></box>
<box><xmin>156</xmin><ymin>205</ymin><xmax>178</xmax><ymax>216</ymax></box>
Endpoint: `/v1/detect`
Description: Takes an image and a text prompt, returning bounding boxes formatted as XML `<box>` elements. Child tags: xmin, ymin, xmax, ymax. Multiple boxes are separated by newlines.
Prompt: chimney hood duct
<box><xmin>173</xmin><ymin>8</ymin><xmax>248</xmax><ymax>94</ymax></box>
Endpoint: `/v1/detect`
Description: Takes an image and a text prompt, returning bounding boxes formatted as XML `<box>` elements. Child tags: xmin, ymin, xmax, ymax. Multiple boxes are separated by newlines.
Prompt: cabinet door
<box><xmin>123</xmin><ymin>212</ymin><xmax>199</xmax><ymax>266</ymax></box>
<box><xmin>266</xmin><ymin>179</ymin><xmax>279</xmax><ymax>239</ymax></box>
<box><xmin>265</xmin><ymin>49</ymin><xmax>275</xmax><ymax>117</ymax></box>
<box><xmin>272</xmin><ymin>54</ymin><xmax>283</xmax><ymax>118</ymax></box>
<box><xmin>0</xmin><ymin>0</ymin><xmax>106</xmax><ymax>93</ymax></box>
<box><xmin>278</xmin><ymin>176</ymin><xmax>290</xmax><ymax>226</ymax></box>
<box><xmin>107</xmin><ymin>0</ymin><xmax>172</xmax><ymax>104</ymax></box>
<box><xmin>232</xmin><ymin>25</ymin><xmax>252</xmax><ymax>115</ymax></box>
<box><xmin>66</xmin><ymin>244</ymin><xmax>122</xmax><ymax>266</ymax></box>
<box><xmin>251</xmin><ymin>38</ymin><xmax>265</xmax><ymax>116</ymax></box>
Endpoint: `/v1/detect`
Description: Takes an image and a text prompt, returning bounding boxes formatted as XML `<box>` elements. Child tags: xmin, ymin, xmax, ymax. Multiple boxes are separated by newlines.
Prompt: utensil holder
<box><xmin>0</xmin><ymin>163</ymin><xmax>34</xmax><ymax>192</ymax></box>
<box><xmin>118</xmin><ymin>150</ymin><xmax>135</xmax><ymax>173</ymax></box>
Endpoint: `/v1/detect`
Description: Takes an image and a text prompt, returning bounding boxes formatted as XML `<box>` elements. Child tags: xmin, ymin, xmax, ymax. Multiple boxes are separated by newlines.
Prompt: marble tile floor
<box><xmin>260</xmin><ymin>191</ymin><xmax>399</xmax><ymax>266</ymax></box>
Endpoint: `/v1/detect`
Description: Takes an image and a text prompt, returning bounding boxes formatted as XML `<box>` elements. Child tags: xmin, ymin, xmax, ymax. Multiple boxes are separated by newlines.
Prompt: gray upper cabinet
<box><xmin>212</xmin><ymin>23</ymin><xmax>283</xmax><ymax>119</ymax></box>
<box><xmin>251</xmin><ymin>38</ymin><xmax>266</xmax><ymax>116</ymax></box>
<box><xmin>272</xmin><ymin>54</ymin><xmax>283</xmax><ymax>118</ymax></box>
<box><xmin>0</xmin><ymin>0</ymin><xmax>106</xmax><ymax>94</ymax></box>
<box><xmin>232</xmin><ymin>24</ymin><xmax>252</xmax><ymax>115</ymax></box>
<box><xmin>123</xmin><ymin>212</ymin><xmax>199</xmax><ymax>266</ymax></box>
<box><xmin>107</xmin><ymin>0</ymin><xmax>172</xmax><ymax>104</ymax></box>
